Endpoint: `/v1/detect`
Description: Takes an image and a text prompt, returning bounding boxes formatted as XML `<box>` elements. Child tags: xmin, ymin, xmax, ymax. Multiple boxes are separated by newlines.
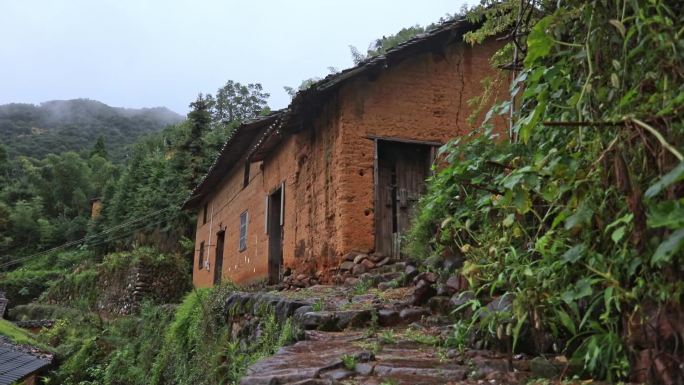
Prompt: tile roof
<box><xmin>0</xmin><ymin>338</ymin><xmax>52</xmax><ymax>385</ymax></box>
<box><xmin>183</xmin><ymin>17</ymin><xmax>476</xmax><ymax>209</ymax></box>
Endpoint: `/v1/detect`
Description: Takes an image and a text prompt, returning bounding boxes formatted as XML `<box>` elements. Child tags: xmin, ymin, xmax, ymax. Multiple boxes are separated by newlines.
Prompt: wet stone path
<box><xmin>239</xmin><ymin>330</ymin><xmax>533</xmax><ymax>385</ymax></box>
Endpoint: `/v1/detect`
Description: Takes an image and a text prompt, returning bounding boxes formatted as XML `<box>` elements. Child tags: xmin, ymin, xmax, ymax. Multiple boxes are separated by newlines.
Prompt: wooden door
<box><xmin>267</xmin><ymin>186</ymin><xmax>284</xmax><ymax>284</ymax></box>
<box><xmin>374</xmin><ymin>141</ymin><xmax>431</xmax><ymax>258</ymax></box>
<box><xmin>213</xmin><ymin>230</ymin><xmax>225</xmax><ymax>285</ymax></box>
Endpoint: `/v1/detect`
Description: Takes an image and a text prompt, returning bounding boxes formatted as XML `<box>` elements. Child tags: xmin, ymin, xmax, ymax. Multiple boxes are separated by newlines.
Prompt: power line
<box><xmin>0</xmin><ymin>206</ymin><xmax>181</xmax><ymax>269</ymax></box>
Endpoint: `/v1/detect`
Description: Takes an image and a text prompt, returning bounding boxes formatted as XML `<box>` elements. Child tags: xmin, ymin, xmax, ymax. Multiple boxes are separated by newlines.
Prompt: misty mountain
<box><xmin>0</xmin><ymin>99</ymin><xmax>183</xmax><ymax>162</ymax></box>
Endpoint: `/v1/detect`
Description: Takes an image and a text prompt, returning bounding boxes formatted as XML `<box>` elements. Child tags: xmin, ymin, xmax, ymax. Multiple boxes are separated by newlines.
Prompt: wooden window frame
<box><xmin>198</xmin><ymin>241</ymin><xmax>205</xmax><ymax>269</ymax></box>
<box><xmin>239</xmin><ymin>211</ymin><xmax>248</xmax><ymax>251</ymax></box>
<box><xmin>243</xmin><ymin>162</ymin><xmax>250</xmax><ymax>188</ymax></box>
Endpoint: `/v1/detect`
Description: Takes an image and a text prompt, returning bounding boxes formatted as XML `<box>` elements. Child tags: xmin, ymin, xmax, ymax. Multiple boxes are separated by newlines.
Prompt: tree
<box><xmin>90</xmin><ymin>136</ymin><xmax>108</xmax><ymax>159</ymax></box>
<box><xmin>213</xmin><ymin>81</ymin><xmax>269</xmax><ymax>123</ymax></box>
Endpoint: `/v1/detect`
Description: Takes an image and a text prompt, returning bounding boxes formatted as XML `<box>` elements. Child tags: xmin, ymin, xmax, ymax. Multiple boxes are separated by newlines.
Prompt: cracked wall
<box><xmin>192</xmin><ymin>38</ymin><xmax>505</xmax><ymax>286</ymax></box>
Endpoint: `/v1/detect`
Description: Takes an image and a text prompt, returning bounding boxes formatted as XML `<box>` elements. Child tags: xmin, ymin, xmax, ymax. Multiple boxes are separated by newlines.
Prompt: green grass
<box><xmin>0</xmin><ymin>319</ymin><xmax>51</xmax><ymax>351</ymax></box>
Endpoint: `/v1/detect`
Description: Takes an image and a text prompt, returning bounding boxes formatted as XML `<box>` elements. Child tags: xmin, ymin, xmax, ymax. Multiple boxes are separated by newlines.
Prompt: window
<box><xmin>243</xmin><ymin>162</ymin><xmax>250</xmax><ymax>188</ymax></box>
<box><xmin>203</xmin><ymin>202</ymin><xmax>208</xmax><ymax>224</ymax></box>
<box><xmin>239</xmin><ymin>211</ymin><xmax>248</xmax><ymax>251</ymax></box>
<box><xmin>198</xmin><ymin>241</ymin><xmax>205</xmax><ymax>269</ymax></box>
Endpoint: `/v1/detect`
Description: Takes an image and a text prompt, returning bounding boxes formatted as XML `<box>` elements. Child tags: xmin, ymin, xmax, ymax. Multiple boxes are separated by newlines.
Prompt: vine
<box><xmin>408</xmin><ymin>0</ymin><xmax>684</xmax><ymax>382</ymax></box>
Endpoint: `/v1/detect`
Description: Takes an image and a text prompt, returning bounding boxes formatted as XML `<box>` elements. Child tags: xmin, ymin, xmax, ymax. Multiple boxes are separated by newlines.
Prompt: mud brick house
<box><xmin>183</xmin><ymin>19</ymin><xmax>506</xmax><ymax>287</ymax></box>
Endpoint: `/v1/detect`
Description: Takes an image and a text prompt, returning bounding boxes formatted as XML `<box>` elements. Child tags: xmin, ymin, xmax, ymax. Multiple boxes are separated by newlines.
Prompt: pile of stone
<box><xmin>337</xmin><ymin>252</ymin><xmax>392</xmax><ymax>276</ymax></box>
<box><xmin>281</xmin><ymin>270</ymin><xmax>323</xmax><ymax>289</ymax></box>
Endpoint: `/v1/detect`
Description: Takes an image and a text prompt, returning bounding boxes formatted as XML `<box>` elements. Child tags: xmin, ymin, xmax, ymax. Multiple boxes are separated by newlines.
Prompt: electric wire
<box><xmin>0</xmin><ymin>206</ymin><xmax>182</xmax><ymax>269</ymax></box>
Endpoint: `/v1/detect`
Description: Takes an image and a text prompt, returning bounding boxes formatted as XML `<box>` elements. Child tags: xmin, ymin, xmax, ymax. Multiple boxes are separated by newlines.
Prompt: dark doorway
<box><xmin>213</xmin><ymin>230</ymin><xmax>225</xmax><ymax>285</ymax></box>
<box><xmin>375</xmin><ymin>140</ymin><xmax>433</xmax><ymax>258</ymax></box>
<box><xmin>267</xmin><ymin>186</ymin><xmax>284</xmax><ymax>284</ymax></box>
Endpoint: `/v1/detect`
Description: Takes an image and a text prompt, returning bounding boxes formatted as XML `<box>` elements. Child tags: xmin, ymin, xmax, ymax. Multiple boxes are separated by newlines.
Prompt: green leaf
<box><xmin>557</xmin><ymin>309</ymin><xmax>577</xmax><ymax>334</ymax></box>
<box><xmin>502</xmin><ymin>213</ymin><xmax>515</xmax><ymax>227</ymax></box>
<box><xmin>517</xmin><ymin>101</ymin><xmax>545</xmax><ymax>144</ymax></box>
<box><xmin>574</xmin><ymin>278</ymin><xmax>593</xmax><ymax>299</ymax></box>
<box><xmin>563</xmin><ymin>244</ymin><xmax>586</xmax><ymax>264</ymax></box>
<box><xmin>647</xmin><ymin>200</ymin><xmax>684</xmax><ymax>229</ymax></box>
<box><xmin>652</xmin><ymin>228</ymin><xmax>684</xmax><ymax>266</ymax></box>
<box><xmin>609</xmin><ymin>19</ymin><xmax>626</xmax><ymax>38</ymax></box>
<box><xmin>611</xmin><ymin>227</ymin><xmax>626</xmax><ymax>244</ymax></box>
<box><xmin>605</xmin><ymin>213</ymin><xmax>633</xmax><ymax>231</ymax></box>
<box><xmin>645</xmin><ymin>161</ymin><xmax>684</xmax><ymax>198</ymax></box>
<box><xmin>525</xmin><ymin>16</ymin><xmax>555</xmax><ymax>66</ymax></box>
<box><xmin>502</xmin><ymin>172</ymin><xmax>525</xmax><ymax>189</ymax></box>
<box><xmin>565</xmin><ymin>203</ymin><xmax>593</xmax><ymax>230</ymax></box>
<box><xmin>512</xmin><ymin>189</ymin><xmax>531</xmax><ymax>214</ymax></box>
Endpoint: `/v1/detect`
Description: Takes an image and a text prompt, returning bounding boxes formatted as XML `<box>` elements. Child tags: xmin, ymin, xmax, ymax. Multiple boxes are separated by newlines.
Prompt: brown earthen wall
<box><xmin>193</xmin><ymin>38</ymin><xmax>505</xmax><ymax>286</ymax></box>
<box><xmin>193</xmin><ymin>135</ymin><xmax>299</xmax><ymax>287</ymax></box>
<box><xmin>306</xmin><ymin>38</ymin><xmax>507</xmax><ymax>272</ymax></box>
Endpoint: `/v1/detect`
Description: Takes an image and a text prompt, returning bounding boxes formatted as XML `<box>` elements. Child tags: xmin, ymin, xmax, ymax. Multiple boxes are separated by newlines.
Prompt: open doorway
<box><xmin>213</xmin><ymin>230</ymin><xmax>225</xmax><ymax>285</ymax></box>
<box><xmin>267</xmin><ymin>185</ymin><xmax>284</xmax><ymax>284</ymax></box>
<box><xmin>374</xmin><ymin>140</ymin><xmax>434</xmax><ymax>258</ymax></box>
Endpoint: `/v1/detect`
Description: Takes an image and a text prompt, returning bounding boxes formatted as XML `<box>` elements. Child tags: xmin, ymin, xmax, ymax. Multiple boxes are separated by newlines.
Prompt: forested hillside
<box><xmin>0</xmin><ymin>99</ymin><xmax>182</xmax><ymax>162</ymax></box>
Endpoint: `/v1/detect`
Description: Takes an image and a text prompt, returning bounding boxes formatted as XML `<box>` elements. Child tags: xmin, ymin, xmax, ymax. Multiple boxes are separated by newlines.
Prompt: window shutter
<box><xmin>264</xmin><ymin>195</ymin><xmax>269</xmax><ymax>234</ymax></box>
<box><xmin>280</xmin><ymin>182</ymin><xmax>285</xmax><ymax>226</ymax></box>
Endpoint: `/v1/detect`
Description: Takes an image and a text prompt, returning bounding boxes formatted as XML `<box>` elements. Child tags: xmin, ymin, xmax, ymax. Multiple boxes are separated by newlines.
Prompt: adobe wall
<box><xmin>332</xmin><ymin>38</ymin><xmax>507</xmax><ymax>260</ymax></box>
<box><xmin>193</xmin><ymin>38</ymin><xmax>506</xmax><ymax>286</ymax></box>
<box><xmin>286</xmin><ymin>100</ymin><xmax>343</xmax><ymax>274</ymax></box>
<box><xmin>193</xmin><ymin>130</ymin><xmax>300</xmax><ymax>287</ymax></box>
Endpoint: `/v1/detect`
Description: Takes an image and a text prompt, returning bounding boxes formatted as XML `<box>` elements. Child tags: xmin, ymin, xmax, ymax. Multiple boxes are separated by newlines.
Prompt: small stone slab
<box><xmin>339</xmin><ymin>261</ymin><xmax>355</xmax><ymax>271</ymax></box>
<box><xmin>378</xmin><ymin>309</ymin><xmax>400</xmax><ymax>327</ymax></box>
<box><xmin>399</xmin><ymin>307</ymin><xmax>430</xmax><ymax>323</ymax></box>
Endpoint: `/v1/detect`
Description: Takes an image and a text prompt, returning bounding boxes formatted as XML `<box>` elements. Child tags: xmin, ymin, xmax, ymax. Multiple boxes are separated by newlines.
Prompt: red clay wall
<box><xmin>193</xmin><ymin>38</ymin><xmax>505</xmax><ymax>286</ymax></box>
<box><xmin>192</xmin><ymin>138</ymin><xmax>296</xmax><ymax>287</ymax></box>
<box><xmin>332</xmin><ymin>38</ymin><xmax>507</xmax><ymax>262</ymax></box>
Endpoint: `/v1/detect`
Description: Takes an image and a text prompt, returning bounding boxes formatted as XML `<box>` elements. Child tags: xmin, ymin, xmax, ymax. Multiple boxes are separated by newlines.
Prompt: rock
<box><xmin>298</xmin><ymin>311</ymin><xmax>338</xmax><ymax>331</ymax></box>
<box><xmin>335</xmin><ymin>310</ymin><xmax>373</xmax><ymax>329</ymax></box>
<box><xmin>353</xmin><ymin>253</ymin><xmax>368</xmax><ymax>264</ymax></box>
<box><xmin>320</xmin><ymin>368</ymin><xmax>354</xmax><ymax>381</ymax></box>
<box><xmin>354</xmin><ymin>362</ymin><xmax>374</xmax><ymax>376</ymax></box>
<box><xmin>413</xmin><ymin>271</ymin><xmax>438</xmax><ymax>284</ymax></box>
<box><xmin>342</xmin><ymin>252</ymin><xmax>360</xmax><ymax>261</ymax></box>
<box><xmin>482</xmin><ymin>294</ymin><xmax>514</xmax><ymax>319</ymax></box>
<box><xmin>529</xmin><ymin>357</ymin><xmax>563</xmax><ymax>378</ymax></box>
<box><xmin>360</xmin><ymin>258</ymin><xmax>376</xmax><ymax>269</ymax></box>
<box><xmin>368</xmin><ymin>254</ymin><xmax>384</xmax><ymax>263</ymax></box>
<box><xmin>404</xmin><ymin>264</ymin><xmax>419</xmax><ymax>280</ymax></box>
<box><xmin>315</xmin><ymin>270</ymin><xmax>324</xmax><ymax>278</ymax></box>
<box><xmin>377</xmin><ymin>282</ymin><xmax>393</xmax><ymax>290</ymax></box>
<box><xmin>399</xmin><ymin>307</ymin><xmax>430</xmax><ymax>323</ymax></box>
<box><xmin>427</xmin><ymin>296</ymin><xmax>452</xmax><ymax>315</ymax></box>
<box><xmin>425</xmin><ymin>255</ymin><xmax>443</xmax><ymax>269</ymax></box>
<box><xmin>377</xmin><ymin>309</ymin><xmax>400</xmax><ymax>326</ymax></box>
<box><xmin>296</xmin><ymin>273</ymin><xmax>307</xmax><ymax>281</ymax></box>
<box><xmin>352</xmin><ymin>264</ymin><xmax>367</xmax><ymax>276</ymax></box>
<box><xmin>450</xmin><ymin>292</ymin><xmax>475</xmax><ymax>310</ymax></box>
<box><xmin>375</xmin><ymin>257</ymin><xmax>391</xmax><ymax>267</ymax></box>
<box><xmin>436</xmin><ymin>285</ymin><xmax>451</xmax><ymax>297</ymax></box>
<box><xmin>287</xmin><ymin>380</ymin><xmax>333</xmax><ymax>385</ymax></box>
<box><xmin>411</xmin><ymin>280</ymin><xmax>436</xmax><ymax>306</ymax></box>
<box><xmin>343</xmin><ymin>277</ymin><xmax>359</xmax><ymax>287</ymax></box>
<box><xmin>444</xmin><ymin>275</ymin><xmax>463</xmax><ymax>293</ymax></box>
<box><xmin>339</xmin><ymin>261</ymin><xmax>355</xmax><ymax>271</ymax></box>
<box><xmin>442</xmin><ymin>252</ymin><xmax>464</xmax><ymax>272</ymax></box>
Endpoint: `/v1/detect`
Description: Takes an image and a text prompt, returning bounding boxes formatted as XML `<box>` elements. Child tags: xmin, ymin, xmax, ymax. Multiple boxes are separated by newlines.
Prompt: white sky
<box><xmin>1</xmin><ymin>0</ymin><xmax>472</xmax><ymax>114</ymax></box>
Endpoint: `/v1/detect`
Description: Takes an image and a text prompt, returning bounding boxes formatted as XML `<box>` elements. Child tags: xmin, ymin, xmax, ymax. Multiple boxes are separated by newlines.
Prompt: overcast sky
<box><xmin>1</xmin><ymin>1</ymin><xmax>472</xmax><ymax>114</ymax></box>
